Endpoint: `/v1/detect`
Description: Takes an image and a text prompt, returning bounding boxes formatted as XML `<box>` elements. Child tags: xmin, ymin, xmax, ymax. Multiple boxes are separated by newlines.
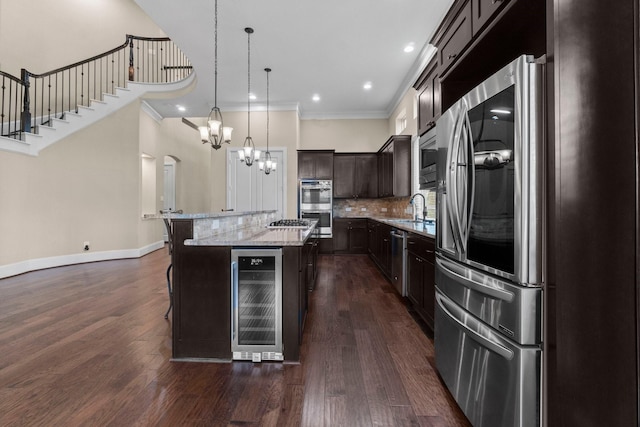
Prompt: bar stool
<box><xmin>160</xmin><ymin>209</ymin><xmax>182</xmax><ymax>319</ymax></box>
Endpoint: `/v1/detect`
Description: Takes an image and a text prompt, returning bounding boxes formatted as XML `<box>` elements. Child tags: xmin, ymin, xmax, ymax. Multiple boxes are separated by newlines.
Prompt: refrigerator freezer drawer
<box><xmin>436</xmin><ymin>254</ymin><xmax>541</xmax><ymax>345</ymax></box>
<box><xmin>435</xmin><ymin>290</ymin><xmax>541</xmax><ymax>427</ymax></box>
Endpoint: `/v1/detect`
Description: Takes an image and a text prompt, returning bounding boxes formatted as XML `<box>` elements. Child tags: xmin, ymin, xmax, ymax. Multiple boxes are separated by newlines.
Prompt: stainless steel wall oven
<box><xmin>299</xmin><ymin>179</ymin><xmax>332</xmax><ymax>238</ymax></box>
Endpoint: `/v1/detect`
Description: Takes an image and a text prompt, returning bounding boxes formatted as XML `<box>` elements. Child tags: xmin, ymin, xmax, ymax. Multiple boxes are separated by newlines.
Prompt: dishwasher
<box><xmin>390</xmin><ymin>228</ymin><xmax>407</xmax><ymax>296</ymax></box>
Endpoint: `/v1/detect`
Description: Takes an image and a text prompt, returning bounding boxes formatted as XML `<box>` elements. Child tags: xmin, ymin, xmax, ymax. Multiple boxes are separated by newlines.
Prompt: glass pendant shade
<box><xmin>260</xmin><ymin>67</ymin><xmax>277</xmax><ymax>175</ymax></box>
<box><xmin>205</xmin><ymin>107</ymin><xmax>232</xmax><ymax>149</ymax></box>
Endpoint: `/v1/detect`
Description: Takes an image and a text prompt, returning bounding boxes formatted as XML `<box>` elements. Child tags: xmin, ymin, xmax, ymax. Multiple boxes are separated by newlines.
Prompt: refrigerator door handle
<box><xmin>461</xmin><ymin>109</ymin><xmax>475</xmax><ymax>249</ymax></box>
<box><xmin>436</xmin><ymin>291</ymin><xmax>514</xmax><ymax>360</ymax></box>
<box><xmin>437</xmin><ymin>256</ymin><xmax>515</xmax><ymax>302</ymax></box>
<box><xmin>447</xmin><ymin>105</ymin><xmax>464</xmax><ymax>254</ymax></box>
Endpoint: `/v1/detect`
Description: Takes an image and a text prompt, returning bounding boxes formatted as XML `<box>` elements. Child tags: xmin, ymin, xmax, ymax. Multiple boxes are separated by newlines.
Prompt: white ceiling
<box><xmin>134</xmin><ymin>0</ymin><xmax>453</xmax><ymax>120</ymax></box>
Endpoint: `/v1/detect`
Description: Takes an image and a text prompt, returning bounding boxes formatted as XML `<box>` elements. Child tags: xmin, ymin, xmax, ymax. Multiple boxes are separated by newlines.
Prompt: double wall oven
<box><xmin>435</xmin><ymin>55</ymin><xmax>544</xmax><ymax>427</ymax></box>
<box><xmin>299</xmin><ymin>179</ymin><xmax>332</xmax><ymax>238</ymax></box>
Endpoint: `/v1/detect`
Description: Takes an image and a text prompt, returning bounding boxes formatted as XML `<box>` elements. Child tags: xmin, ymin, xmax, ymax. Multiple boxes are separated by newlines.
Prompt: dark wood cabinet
<box><xmin>367</xmin><ymin>220</ymin><xmax>392</xmax><ymax>279</ymax></box>
<box><xmin>297</xmin><ymin>150</ymin><xmax>334</xmax><ymax>179</ymax></box>
<box><xmin>437</xmin><ymin>1</ymin><xmax>472</xmax><ymax>75</ymax></box>
<box><xmin>406</xmin><ymin>233</ymin><xmax>436</xmax><ymax>331</ymax></box>
<box><xmin>333</xmin><ymin>218</ymin><xmax>368</xmax><ymax>254</ymax></box>
<box><xmin>414</xmin><ymin>57</ymin><xmax>441</xmax><ymax>135</ymax></box>
<box><xmin>377</xmin><ymin>135</ymin><xmax>412</xmax><ymax>198</ymax></box>
<box><xmin>333</xmin><ymin>153</ymin><xmax>378</xmax><ymax>199</ymax></box>
<box><xmin>472</xmin><ymin>0</ymin><xmax>508</xmax><ymax>36</ymax></box>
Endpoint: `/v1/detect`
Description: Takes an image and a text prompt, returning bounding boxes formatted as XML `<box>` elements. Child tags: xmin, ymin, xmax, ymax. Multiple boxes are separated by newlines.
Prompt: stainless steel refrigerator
<box><xmin>435</xmin><ymin>55</ymin><xmax>544</xmax><ymax>427</ymax></box>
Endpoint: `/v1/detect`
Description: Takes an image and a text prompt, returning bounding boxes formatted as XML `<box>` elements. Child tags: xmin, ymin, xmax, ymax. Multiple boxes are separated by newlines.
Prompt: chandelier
<box><xmin>238</xmin><ymin>27</ymin><xmax>260</xmax><ymax>166</ymax></box>
<box><xmin>259</xmin><ymin>68</ymin><xmax>277</xmax><ymax>174</ymax></box>
<box><xmin>199</xmin><ymin>0</ymin><xmax>232</xmax><ymax>149</ymax></box>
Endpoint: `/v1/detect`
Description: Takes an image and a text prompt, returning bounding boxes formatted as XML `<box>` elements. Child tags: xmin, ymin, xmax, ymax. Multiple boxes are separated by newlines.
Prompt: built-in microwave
<box><xmin>419</xmin><ymin>127</ymin><xmax>437</xmax><ymax>189</ymax></box>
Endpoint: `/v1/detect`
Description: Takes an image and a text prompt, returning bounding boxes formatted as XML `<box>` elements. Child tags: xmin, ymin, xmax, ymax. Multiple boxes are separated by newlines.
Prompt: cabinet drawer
<box><xmin>438</xmin><ymin>1</ymin><xmax>472</xmax><ymax>74</ymax></box>
<box><xmin>407</xmin><ymin>234</ymin><xmax>435</xmax><ymax>261</ymax></box>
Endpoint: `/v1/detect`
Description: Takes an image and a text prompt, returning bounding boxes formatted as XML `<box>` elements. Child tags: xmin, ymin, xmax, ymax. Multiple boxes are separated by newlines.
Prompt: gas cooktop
<box><xmin>267</xmin><ymin>219</ymin><xmax>311</xmax><ymax>229</ymax></box>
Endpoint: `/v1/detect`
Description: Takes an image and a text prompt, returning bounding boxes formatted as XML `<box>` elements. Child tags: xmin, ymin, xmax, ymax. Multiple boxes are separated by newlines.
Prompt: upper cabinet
<box><xmin>429</xmin><ymin>0</ymin><xmax>545</xmax><ymax>111</ymax></box>
<box><xmin>333</xmin><ymin>154</ymin><xmax>378</xmax><ymax>199</ymax></box>
<box><xmin>414</xmin><ymin>57</ymin><xmax>441</xmax><ymax>135</ymax></box>
<box><xmin>472</xmin><ymin>0</ymin><xmax>507</xmax><ymax>36</ymax></box>
<box><xmin>437</xmin><ymin>1</ymin><xmax>472</xmax><ymax>75</ymax></box>
<box><xmin>297</xmin><ymin>150</ymin><xmax>334</xmax><ymax>180</ymax></box>
<box><xmin>378</xmin><ymin>135</ymin><xmax>411</xmax><ymax>198</ymax></box>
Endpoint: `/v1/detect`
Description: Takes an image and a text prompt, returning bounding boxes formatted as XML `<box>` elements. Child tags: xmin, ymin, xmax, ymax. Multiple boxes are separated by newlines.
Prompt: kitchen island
<box><xmin>163</xmin><ymin>211</ymin><xmax>318</xmax><ymax>363</ymax></box>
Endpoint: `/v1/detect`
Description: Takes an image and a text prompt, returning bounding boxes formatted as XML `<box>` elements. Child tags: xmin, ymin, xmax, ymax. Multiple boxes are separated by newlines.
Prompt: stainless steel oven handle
<box><xmin>436</xmin><ymin>292</ymin><xmax>514</xmax><ymax>360</ymax></box>
<box><xmin>436</xmin><ymin>256</ymin><xmax>514</xmax><ymax>302</ymax></box>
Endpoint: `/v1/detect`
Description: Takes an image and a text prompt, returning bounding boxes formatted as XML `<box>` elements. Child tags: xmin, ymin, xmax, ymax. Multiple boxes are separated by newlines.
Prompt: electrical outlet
<box><xmin>83</xmin><ymin>241</ymin><xmax>90</xmax><ymax>251</ymax></box>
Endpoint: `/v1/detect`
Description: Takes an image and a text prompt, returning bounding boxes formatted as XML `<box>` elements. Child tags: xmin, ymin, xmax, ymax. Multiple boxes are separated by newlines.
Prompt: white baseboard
<box><xmin>0</xmin><ymin>241</ymin><xmax>165</xmax><ymax>279</ymax></box>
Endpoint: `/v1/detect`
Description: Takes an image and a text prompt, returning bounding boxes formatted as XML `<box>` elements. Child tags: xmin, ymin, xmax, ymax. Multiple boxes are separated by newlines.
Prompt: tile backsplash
<box><xmin>333</xmin><ymin>190</ymin><xmax>436</xmax><ymax>220</ymax></box>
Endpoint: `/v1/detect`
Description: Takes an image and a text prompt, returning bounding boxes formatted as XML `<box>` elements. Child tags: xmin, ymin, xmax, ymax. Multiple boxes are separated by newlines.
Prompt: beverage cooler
<box><xmin>231</xmin><ymin>248</ymin><xmax>283</xmax><ymax>362</ymax></box>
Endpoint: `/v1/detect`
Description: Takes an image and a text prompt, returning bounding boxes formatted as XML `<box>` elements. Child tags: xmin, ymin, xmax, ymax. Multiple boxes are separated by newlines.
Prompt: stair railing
<box><xmin>0</xmin><ymin>34</ymin><xmax>192</xmax><ymax>140</ymax></box>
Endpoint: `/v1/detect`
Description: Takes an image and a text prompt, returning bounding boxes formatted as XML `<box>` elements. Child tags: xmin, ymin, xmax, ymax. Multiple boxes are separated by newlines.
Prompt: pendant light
<box><xmin>259</xmin><ymin>68</ymin><xmax>277</xmax><ymax>174</ymax></box>
<box><xmin>238</xmin><ymin>27</ymin><xmax>260</xmax><ymax>166</ymax></box>
<box><xmin>199</xmin><ymin>0</ymin><xmax>232</xmax><ymax>149</ymax></box>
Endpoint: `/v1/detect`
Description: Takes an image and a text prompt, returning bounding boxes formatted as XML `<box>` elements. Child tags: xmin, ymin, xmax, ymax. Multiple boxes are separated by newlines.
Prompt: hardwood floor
<box><xmin>0</xmin><ymin>249</ymin><xmax>470</xmax><ymax>426</ymax></box>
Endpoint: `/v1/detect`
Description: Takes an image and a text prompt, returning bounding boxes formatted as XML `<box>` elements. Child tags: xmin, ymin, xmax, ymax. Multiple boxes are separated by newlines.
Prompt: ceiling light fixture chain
<box><xmin>259</xmin><ymin>67</ymin><xmax>276</xmax><ymax>174</ymax></box>
<box><xmin>200</xmin><ymin>0</ymin><xmax>233</xmax><ymax>149</ymax></box>
<box><xmin>239</xmin><ymin>27</ymin><xmax>260</xmax><ymax>166</ymax></box>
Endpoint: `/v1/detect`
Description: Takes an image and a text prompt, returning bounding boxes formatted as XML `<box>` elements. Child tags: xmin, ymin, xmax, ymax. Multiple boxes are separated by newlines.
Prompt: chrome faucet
<box><xmin>409</xmin><ymin>193</ymin><xmax>427</xmax><ymax>222</ymax></box>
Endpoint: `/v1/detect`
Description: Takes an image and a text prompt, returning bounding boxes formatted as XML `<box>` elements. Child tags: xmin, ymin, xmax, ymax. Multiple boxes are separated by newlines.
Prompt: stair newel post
<box><xmin>20</xmin><ymin>68</ymin><xmax>31</xmax><ymax>133</ymax></box>
<box><xmin>128</xmin><ymin>36</ymin><xmax>134</xmax><ymax>81</ymax></box>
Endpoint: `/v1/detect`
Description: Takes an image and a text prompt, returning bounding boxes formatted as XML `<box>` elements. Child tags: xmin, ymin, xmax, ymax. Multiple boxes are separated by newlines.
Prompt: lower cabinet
<box><xmin>367</xmin><ymin>220</ymin><xmax>392</xmax><ymax>279</ymax></box>
<box><xmin>333</xmin><ymin>218</ymin><xmax>368</xmax><ymax>254</ymax></box>
<box><xmin>406</xmin><ymin>234</ymin><xmax>436</xmax><ymax>331</ymax></box>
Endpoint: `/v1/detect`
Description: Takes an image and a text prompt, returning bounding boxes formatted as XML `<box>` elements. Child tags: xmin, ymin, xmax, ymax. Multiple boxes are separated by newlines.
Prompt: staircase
<box><xmin>0</xmin><ymin>35</ymin><xmax>194</xmax><ymax>157</ymax></box>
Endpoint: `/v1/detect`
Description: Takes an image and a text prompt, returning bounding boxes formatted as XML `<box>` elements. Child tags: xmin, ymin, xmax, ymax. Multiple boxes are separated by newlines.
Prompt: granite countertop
<box><xmin>335</xmin><ymin>215</ymin><xmax>436</xmax><ymax>239</ymax></box>
<box><xmin>184</xmin><ymin>221</ymin><xmax>318</xmax><ymax>247</ymax></box>
<box><xmin>144</xmin><ymin>210</ymin><xmax>276</xmax><ymax>220</ymax></box>
<box><xmin>376</xmin><ymin>218</ymin><xmax>436</xmax><ymax>239</ymax></box>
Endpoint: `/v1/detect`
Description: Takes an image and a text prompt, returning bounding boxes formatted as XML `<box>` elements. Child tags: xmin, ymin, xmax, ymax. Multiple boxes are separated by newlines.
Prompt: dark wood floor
<box><xmin>0</xmin><ymin>249</ymin><xmax>470</xmax><ymax>426</ymax></box>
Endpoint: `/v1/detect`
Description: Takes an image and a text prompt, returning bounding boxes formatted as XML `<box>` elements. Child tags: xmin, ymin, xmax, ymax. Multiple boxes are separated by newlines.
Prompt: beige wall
<box><xmin>299</xmin><ymin>118</ymin><xmax>389</xmax><ymax>152</ymax></box>
<box><xmin>389</xmin><ymin>87</ymin><xmax>419</xmax><ymax>137</ymax></box>
<box><xmin>0</xmin><ymin>0</ymin><xmax>165</xmax><ymax>76</ymax></box>
<box><xmin>0</xmin><ymin>102</ymin><xmax>141</xmax><ymax>266</ymax></box>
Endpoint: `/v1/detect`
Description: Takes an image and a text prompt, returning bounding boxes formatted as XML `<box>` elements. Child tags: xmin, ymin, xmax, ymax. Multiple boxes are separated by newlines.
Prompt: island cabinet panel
<box><xmin>333</xmin><ymin>154</ymin><xmax>378</xmax><ymax>199</ymax></box>
<box><xmin>297</xmin><ymin>150</ymin><xmax>334</xmax><ymax>179</ymax></box>
<box><xmin>283</xmin><ymin>246</ymin><xmax>304</xmax><ymax>361</ymax></box>
<box><xmin>172</xmin><ymin>220</ymin><xmax>231</xmax><ymax>360</ymax></box>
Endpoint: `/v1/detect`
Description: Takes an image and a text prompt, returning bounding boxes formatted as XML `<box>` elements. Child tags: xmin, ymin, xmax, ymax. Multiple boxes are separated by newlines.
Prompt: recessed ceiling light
<box><xmin>404</xmin><ymin>43</ymin><xmax>415</xmax><ymax>53</ymax></box>
<box><xmin>363</xmin><ymin>82</ymin><xmax>372</xmax><ymax>90</ymax></box>
<box><xmin>312</xmin><ymin>94</ymin><xmax>320</xmax><ymax>102</ymax></box>
<box><xmin>177</xmin><ymin>105</ymin><xmax>186</xmax><ymax>112</ymax></box>
<box><xmin>249</xmin><ymin>93</ymin><xmax>257</xmax><ymax>101</ymax></box>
